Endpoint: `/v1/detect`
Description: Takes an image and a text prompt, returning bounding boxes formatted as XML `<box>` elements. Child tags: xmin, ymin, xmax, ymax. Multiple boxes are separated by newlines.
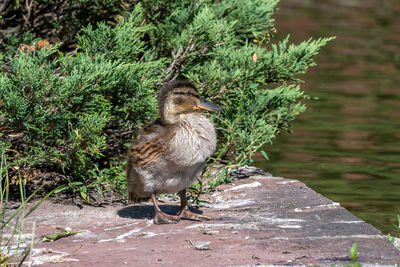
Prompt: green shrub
<box><xmin>0</xmin><ymin>0</ymin><xmax>136</xmax><ymax>51</ymax></box>
<box><xmin>0</xmin><ymin>1</ymin><xmax>333</xmax><ymax>200</ymax></box>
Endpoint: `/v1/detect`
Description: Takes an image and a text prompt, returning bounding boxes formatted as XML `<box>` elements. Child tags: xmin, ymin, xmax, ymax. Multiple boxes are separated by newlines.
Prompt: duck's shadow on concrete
<box><xmin>117</xmin><ymin>203</ymin><xmax>204</xmax><ymax>219</ymax></box>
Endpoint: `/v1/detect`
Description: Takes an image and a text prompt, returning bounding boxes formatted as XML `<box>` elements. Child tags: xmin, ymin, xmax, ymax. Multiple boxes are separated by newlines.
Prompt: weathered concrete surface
<box><xmin>13</xmin><ymin>167</ymin><xmax>400</xmax><ymax>266</ymax></box>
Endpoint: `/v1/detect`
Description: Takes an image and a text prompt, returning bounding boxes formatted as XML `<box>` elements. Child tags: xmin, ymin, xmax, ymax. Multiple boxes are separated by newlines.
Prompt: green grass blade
<box><xmin>24</xmin><ymin>186</ymin><xmax>63</xmax><ymax>218</ymax></box>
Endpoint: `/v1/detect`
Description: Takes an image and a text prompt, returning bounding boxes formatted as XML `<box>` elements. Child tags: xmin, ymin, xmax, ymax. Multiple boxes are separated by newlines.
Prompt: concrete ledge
<box><xmin>14</xmin><ymin>167</ymin><xmax>400</xmax><ymax>266</ymax></box>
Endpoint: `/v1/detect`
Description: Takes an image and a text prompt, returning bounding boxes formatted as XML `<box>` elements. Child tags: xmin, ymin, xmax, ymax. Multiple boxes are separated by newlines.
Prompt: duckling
<box><xmin>126</xmin><ymin>80</ymin><xmax>221</xmax><ymax>224</ymax></box>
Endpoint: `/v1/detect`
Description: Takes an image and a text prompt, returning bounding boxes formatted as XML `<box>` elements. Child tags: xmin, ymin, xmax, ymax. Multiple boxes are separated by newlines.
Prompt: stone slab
<box><xmin>8</xmin><ymin>167</ymin><xmax>400</xmax><ymax>266</ymax></box>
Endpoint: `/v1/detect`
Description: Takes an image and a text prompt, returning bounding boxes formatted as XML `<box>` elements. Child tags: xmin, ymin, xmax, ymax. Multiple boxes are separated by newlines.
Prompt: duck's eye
<box><xmin>174</xmin><ymin>98</ymin><xmax>182</xmax><ymax>104</ymax></box>
<box><xmin>185</xmin><ymin>91</ymin><xmax>192</xmax><ymax>96</ymax></box>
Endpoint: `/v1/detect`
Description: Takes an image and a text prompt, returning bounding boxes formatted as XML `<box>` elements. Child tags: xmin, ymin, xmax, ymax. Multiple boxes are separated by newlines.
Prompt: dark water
<box><xmin>254</xmin><ymin>0</ymin><xmax>400</xmax><ymax>234</ymax></box>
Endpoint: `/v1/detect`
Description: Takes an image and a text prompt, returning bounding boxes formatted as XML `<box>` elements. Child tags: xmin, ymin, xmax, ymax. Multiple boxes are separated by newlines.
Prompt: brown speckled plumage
<box><xmin>129</xmin><ymin>139</ymin><xmax>166</xmax><ymax>167</ymax></box>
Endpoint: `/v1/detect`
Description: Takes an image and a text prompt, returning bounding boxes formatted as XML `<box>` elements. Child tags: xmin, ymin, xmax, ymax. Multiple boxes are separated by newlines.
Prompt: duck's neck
<box><xmin>159</xmin><ymin>99</ymin><xmax>175</xmax><ymax>124</ymax></box>
<box><xmin>160</xmin><ymin>108</ymin><xmax>179</xmax><ymax>125</ymax></box>
<box><xmin>160</xmin><ymin>102</ymin><xmax>190</xmax><ymax>125</ymax></box>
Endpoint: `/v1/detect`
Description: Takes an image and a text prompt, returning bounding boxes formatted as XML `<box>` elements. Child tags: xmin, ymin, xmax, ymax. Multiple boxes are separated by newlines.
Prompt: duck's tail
<box><xmin>127</xmin><ymin>191</ymin><xmax>150</xmax><ymax>204</ymax></box>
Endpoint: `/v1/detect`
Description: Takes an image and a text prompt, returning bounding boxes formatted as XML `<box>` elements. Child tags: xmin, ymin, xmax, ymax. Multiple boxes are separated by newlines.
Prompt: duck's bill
<box><xmin>197</xmin><ymin>97</ymin><xmax>222</xmax><ymax>111</ymax></box>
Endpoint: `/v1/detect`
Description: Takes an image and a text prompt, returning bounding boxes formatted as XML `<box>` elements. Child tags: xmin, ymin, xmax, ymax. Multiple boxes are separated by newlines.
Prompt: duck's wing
<box><xmin>135</xmin><ymin>119</ymin><xmax>166</xmax><ymax>143</ymax></box>
<box><xmin>128</xmin><ymin>138</ymin><xmax>168</xmax><ymax>167</ymax></box>
<box><xmin>129</xmin><ymin>119</ymin><xmax>170</xmax><ymax>167</ymax></box>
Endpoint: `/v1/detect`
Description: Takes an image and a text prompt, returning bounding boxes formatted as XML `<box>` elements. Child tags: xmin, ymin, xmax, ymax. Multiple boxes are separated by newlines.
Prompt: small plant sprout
<box><xmin>387</xmin><ymin>214</ymin><xmax>400</xmax><ymax>250</ymax></box>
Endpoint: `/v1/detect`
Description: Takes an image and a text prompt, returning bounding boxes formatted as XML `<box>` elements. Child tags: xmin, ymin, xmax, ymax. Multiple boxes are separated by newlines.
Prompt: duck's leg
<box><xmin>178</xmin><ymin>189</ymin><xmax>212</xmax><ymax>221</ymax></box>
<box><xmin>151</xmin><ymin>193</ymin><xmax>181</xmax><ymax>224</ymax></box>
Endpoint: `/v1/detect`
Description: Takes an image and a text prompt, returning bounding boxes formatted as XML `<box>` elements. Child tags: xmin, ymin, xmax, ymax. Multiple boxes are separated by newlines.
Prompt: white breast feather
<box><xmin>169</xmin><ymin>114</ymin><xmax>216</xmax><ymax>165</ymax></box>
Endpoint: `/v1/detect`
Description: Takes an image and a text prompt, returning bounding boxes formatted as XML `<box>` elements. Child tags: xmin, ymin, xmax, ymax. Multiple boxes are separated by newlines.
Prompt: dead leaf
<box><xmin>198</xmin><ymin>227</ymin><xmax>219</xmax><ymax>235</ymax></box>
<box><xmin>36</xmin><ymin>39</ymin><xmax>50</xmax><ymax>50</ymax></box>
<box><xmin>188</xmin><ymin>240</ymin><xmax>212</xmax><ymax>250</ymax></box>
<box><xmin>18</xmin><ymin>44</ymin><xmax>35</xmax><ymax>53</ymax></box>
<box><xmin>43</xmin><ymin>248</ymin><xmax>53</xmax><ymax>254</ymax></box>
<box><xmin>252</xmin><ymin>51</ymin><xmax>258</xmax><ymax>63</ymax></box>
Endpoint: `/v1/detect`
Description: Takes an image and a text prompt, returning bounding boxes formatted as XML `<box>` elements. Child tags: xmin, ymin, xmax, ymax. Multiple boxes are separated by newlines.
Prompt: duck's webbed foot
<box><xmin>151</xmin><ymin>193</ymin><xmax>181</xmax><ymax>224</ymax></box>
<box><xmin>154</xmin><ymin>211</ymin><xmax>181</xmax><ymax>224</ymax></box>
<box><xmin>178</xmin><ymin>189</ymin><xmax>213</xmax><ymax>221</ymax></box>
<box><xmin>179</xmin><ymin>209</ymin><xmax>212</xmax><ymax>221</ymax></box>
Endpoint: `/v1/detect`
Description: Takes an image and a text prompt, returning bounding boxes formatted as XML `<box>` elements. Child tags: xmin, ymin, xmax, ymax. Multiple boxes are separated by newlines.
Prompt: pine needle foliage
<box><xmin>0</xmin><ymin>1</ymin><xmax>333</xmax><ymax>199</ymax></box>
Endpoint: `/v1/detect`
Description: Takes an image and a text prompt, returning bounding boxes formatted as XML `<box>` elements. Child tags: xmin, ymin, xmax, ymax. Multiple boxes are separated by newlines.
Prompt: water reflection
<box><xmin>254</xmin><ymin>0</ymin><xmax>400</xmax><ymax>234</ymax></box>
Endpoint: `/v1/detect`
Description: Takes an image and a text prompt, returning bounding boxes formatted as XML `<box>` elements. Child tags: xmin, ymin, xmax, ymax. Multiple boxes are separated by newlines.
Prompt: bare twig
<box><xmin>0</xmin><ymin>0</ymin><xmax>10</xmax><ymax>14</ymax></box>
<box><xmin>211</xmin><ymin>85</ymin><xmax>227</xmax><ymax>100</ymax></box>
<box><xmin>3</xmin><ymin>14</ymin><xmax>16</xmax><ymax>21</ymax></box>
<box><xmin>24</xmin><ymin>0</ymin><xmax>34</xmax><ymax>28</ymax></box>
<box><xmin>67</xmin><ymin>47</ymin><xmax>79</xmax><ymax>57</ymax></box>
<box><xmin>163</xmin><ymin>45</ymin><xmax>183</xmax><ymax>77</ymax></box>
<box><xmin>157</xmin><ymin>35</ymin><xmax>197</xmax><ymax>85</ymax></box>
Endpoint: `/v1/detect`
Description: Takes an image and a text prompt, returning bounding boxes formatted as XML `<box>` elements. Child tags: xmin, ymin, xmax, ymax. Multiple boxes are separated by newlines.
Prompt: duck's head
<box><xmin>159</xmin><ymin>80</ymin><xmax>221</xmax><ymax>124</ymax></box>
